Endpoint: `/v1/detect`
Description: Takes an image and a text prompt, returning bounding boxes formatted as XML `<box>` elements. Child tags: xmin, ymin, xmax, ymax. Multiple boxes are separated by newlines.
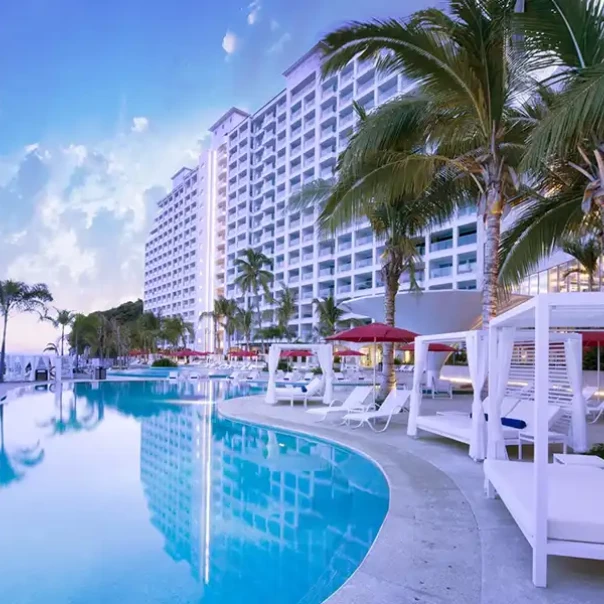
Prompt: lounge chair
<box><xmin>306</xmin><ymin>386</ymin><xmax>373</xmax><ymax>422</ymax></box>
<box><xmin>499</xmin><ymin>399</ymin><xmax>566</xmax><ymax>459</ymax></box>
<box><xmin>342</xmin><ymin>389</ymin><xmax>411</xmax><ymax>433</ymax></box>
<box><xmin>275</xmin><ymin>377</ymin><xmax>323</xmax><ymax>407</ymax></box>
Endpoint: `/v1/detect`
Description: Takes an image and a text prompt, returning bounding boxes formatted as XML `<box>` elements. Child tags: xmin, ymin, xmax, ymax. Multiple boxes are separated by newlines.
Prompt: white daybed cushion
<box><xmin>416</xmin><ymin>415</ymin><xmax>473</xmax><ymax>445</ymax></box>
<box><xmin>485</xmin><ymin>459</ymin><xmax>604</xmax><ymax>545</ymax></box>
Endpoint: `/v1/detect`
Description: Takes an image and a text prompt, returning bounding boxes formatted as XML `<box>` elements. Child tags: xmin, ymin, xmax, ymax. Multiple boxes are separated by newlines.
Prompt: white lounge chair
<box><xmin>306</xmin><ymin>386</ymin><xmax>373</xmax><ymax>422</ymax></box>
<box><xmin>275</xmin><ymin>377</ymin><xmax>323</xmax><ymax>407</ymax></box>
<box><xmin>499</xmin><ymin>399</ymin><xmax>566</xmax><ymax>459</ymax></box>
<box><xmin>342</xmin><ymin>389</ymin><xmax>411</xmax><ymax>433</ymax></box>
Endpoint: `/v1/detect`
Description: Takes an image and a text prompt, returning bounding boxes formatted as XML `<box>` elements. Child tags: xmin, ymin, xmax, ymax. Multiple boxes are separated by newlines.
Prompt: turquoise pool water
<box><xmin>0</xmin><ymin>381</ymin><xmax>389</xmax><ymax>603</ymax></box>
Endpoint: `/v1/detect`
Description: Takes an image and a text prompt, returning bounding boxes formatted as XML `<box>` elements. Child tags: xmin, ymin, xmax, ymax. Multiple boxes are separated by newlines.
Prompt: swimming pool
<box><xmin>0</xmin><ymin>380</ymin><xmax>389</xmax><ymax>603</ymax></box>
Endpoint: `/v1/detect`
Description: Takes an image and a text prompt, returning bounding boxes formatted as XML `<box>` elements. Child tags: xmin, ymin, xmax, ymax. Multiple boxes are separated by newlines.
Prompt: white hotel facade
<box><xmin>144</xmin><ymin>45</ymin><xmax>481</xmax><ymax>348</ymax></box>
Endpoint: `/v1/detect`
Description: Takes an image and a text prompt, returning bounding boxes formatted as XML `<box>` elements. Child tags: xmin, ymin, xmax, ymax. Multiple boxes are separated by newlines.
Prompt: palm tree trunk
<box><xmin>378</xmin><ymin>274</ymin><xmax>398</xmax><ymax>401</ymax></box>
<box><xmin>60</xmin><ymin>325</ymin><xmax>65</xmax><ymax>357</ymax></box>
<box><xmin>482</xmin><ymin>200</ymin><xmax>502</xmax><ymax>326</ymax></box>
<box><xmin>0</xmin><ymin>313</ymin><xmax>8</xmax><ymax>384</ymax></box>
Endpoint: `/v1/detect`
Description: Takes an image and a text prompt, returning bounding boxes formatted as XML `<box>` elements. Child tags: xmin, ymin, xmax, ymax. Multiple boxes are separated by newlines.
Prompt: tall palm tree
<box><xmin>292</xmin><ymin>104</ymin><xmax>450</xmax><ymax>396</ymax></box>
<box><xmin>201</xmin><ymin>297</ymin><xmax>240</xmax><ymax>354</ymax></box>
<box><xmin>519</xmin><ymin>0</ymin><xmax>604</xmax><ymax>213</ymax></box>
<box><xmin>313</xmin><ymin>296</ymin><xmax>347</xmax><ymax>338</ymax></box>
<box><xmin>161</xmin><ymin>316</ymin><xmax>194</xmax><ymax>349</ymax></box>
<box><xmin>0</xmin><ymin>280</ymin><xmax>53</xmax><ymax>383</ymax></box>
<box><xmin>234</xmin><ymin>248</ymin><xmax>274</xmax><ymax>343</ymax></box>
<box><xmin>235</xmin><ymin>307</ymin><xmax>254</xmax><ymax>349</ymax></box>
<box><xmin>40</xmin><ymin>308</ymin><xmax>75</xmax><ymax>356</ymax></box>
<box><xmin>221</xmin><ymin>298</ymin><xmax>240</xmax><ymax>354</ymax></box>
<box><xmin>560</xmin><ymin>237</ymin><xmax>602</xmax><ymax>291</ymax></box>
<box><xmin>498</xmin><ymin>0</ymin><xmax>604</xmax><ymax>283</ymax></box>
<box><xmin>275</xmin><ymin>284</ymin><xmax>298</xmax><ymax>341</ymax></box>
<box><xmin>319</xmin><ymin>0</ymin><xmax>531</xmax><ymax>324</ymax></box>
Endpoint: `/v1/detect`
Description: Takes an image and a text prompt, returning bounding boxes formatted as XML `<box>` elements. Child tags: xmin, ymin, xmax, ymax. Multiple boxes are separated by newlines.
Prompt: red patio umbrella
<box><xmin>398</xmin><ymin>343</ymin><xmax>457</xmax><ymax>352</ymax></box>
<box><xmin>280</xmin><ymin>349</ymin><xmax>313</xmax><ymax>358</ymax></box>
<box><xmin>335</xmin><ymin>349</ymin><xmax>364</xmax><ymax>357</ymax></box>
<box><xmin>326</xmin><ymin>322</ymin><xmax>418</xmax><ymax>343</ymax></box>
<box><xmin>327</xmin><ymin>323</ymin><xmax>418</xmax><ymax>394</ymax></box>
<box><xmin>233</xmin><ymin>350</ymin><xmax>258</xmax><ymax>358</ymax></box>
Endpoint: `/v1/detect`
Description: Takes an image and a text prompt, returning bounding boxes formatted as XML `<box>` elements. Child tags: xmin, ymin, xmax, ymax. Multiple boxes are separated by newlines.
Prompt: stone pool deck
<box><xmin>218</xmin><ymin>394</ymin><xmax>604</xmax><ymax>604</ymax></box>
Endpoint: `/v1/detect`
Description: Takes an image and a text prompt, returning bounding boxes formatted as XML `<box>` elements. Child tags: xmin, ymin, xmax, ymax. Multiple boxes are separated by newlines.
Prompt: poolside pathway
<box><xmin>218</xmin><ymin>395</ymin><xmax>604</xmax><ymax>604</ymax></box>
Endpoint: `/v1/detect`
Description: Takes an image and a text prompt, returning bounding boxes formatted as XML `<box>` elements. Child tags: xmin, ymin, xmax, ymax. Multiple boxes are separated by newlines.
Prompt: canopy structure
<box><xmin>485</xmin><ymin>293</ymin><xmax>604</xmax><ymax>588</ymax></box>
<box><xmin>398</xmin><ymin>343</ymin><xmax>457</xmax><ymax>352</ymax></box>
<box><xmin>407</xmin><ymin>330</ymin><xmax>488</xmax><ymax>461</ymax></box>
<box><xmin>266</xmin><ymin>343</ymin><xmax>334</xmax><ymax>406</ymax></box>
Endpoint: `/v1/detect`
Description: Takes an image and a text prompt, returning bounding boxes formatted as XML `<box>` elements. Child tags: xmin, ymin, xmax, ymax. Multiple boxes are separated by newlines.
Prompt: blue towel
<box><xmin>301</xmin><ymin>385</ymin><xmax>307</xmax><ymax>393</ymax></box>
<box><xmin>471</xmin><ymin>413</ymin><xmax>527</xmax><ymax>430</ymax></box>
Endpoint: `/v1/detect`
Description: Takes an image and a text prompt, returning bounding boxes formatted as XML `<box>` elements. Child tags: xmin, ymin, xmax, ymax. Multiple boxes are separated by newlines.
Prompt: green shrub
<box><xmin>393</xmin><ymin>357</ymin><xmax>403</xmax><ymax>366</ymax></box>
<box><xmin>152</xmin><ymin>358</ymin><xmax>177</xmax><ymax>368</ymax></box>
<box><xmin>334</xmin><ymin>356</ymin><xmax>341</xmax><ymax>365</ymax></box>
<box><xmin>277</xmin><ymin>359</ymin><xmax>292</xmax><ymax>372</ymax></box>
<box><xmin>312</xmin><ymin>367</ymin><xmax>323</xmax><ymax>375</ymax></box>
<box><xmin>587</xmin><ymin>443</ymin><xmax>604</xmax><ymax>459</ymax></box>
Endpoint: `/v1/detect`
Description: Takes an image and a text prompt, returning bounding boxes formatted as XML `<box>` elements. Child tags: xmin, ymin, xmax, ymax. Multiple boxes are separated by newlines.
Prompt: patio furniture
<box><xmin>342</xmin><ymin>389</ymin><xmax>411</xmax><ymax>433</ymax></box>
<box><xmin>306</xmin><ymin>386</ymin><xmax>373</xmax><ymax>422</ymax></box>
<box><xmin>275</xmin><ymin>377</ymin><xmax>323</xmax><ymax>408</ymax></box>
<box><xmin>553</xmin><ymin>454</ymin><xmax>604</xmax><ymax>468</ymax></box>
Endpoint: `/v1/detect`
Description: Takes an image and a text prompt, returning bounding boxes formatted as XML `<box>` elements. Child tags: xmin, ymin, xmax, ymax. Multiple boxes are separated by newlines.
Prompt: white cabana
<box><xmin>265</xmin><ymin>343</ymin><xmax>334</xmax><ymax>406</ymax></box>
<box><xmin>487</xmin><ymin>330</ymin><xmax>585</xmax><ymax>459</ymax></box>
<box><xmin>484</xmin><ymin>293</ymin><xmax>604</xmax><ymax>588</ymax></box>
<box><xmin>407</xmin><ymin>330</ymin><xmax>488</xmax><ymax>461</ymax></box>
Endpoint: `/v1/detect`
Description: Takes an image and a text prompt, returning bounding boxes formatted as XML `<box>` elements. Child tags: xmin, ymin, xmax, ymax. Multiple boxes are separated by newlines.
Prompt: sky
<box><xmin>0</xmin><ymin>0</ymin><xmax>428</xmax><ymax>353</ymax></box>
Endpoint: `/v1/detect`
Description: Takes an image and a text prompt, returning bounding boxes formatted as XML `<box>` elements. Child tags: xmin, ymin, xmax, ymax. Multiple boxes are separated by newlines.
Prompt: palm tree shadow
<box><xmin>38</xmin><ymin>389</ymin><xmax>102</xmax><ymax>436</ymax></box>
<box><xmin>0</xmin><ymin>405</ymin><xmax>45</xmax><ymax>488</ymax></box>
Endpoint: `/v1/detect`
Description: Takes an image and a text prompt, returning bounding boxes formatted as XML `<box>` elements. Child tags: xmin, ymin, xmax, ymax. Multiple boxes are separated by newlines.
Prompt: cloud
<box><xmin>131</xmin><ymin>117</ymin><xmax>149</xmax><ymax>133</ymax></box>
<box><xmin>0</xmin><ymin>115</ymin><xmax>212</xmax><ymax>353</ymax></box>
<box><xmin>247</xmin><ymin>1</ymin><xmax>261</xmax><ymax>25</ymax></box>
<box><xmin>222</xmin><ymin>30</ymin><xmax>238</xmax><ymax>56</ymax></box>
<box><xmin>25</xmin><ymin>143</ymin><xmax>39</xmax><ymax>153</ymax></box>
<box><xmin>269</xmin><ymin>19</ymin><xmax>279</xmax><ymax>31</ymax></box>
<box><xmin>267</xmin><ymin>32</ymin><xmax>291</xmax><ymax>55</ymax></box>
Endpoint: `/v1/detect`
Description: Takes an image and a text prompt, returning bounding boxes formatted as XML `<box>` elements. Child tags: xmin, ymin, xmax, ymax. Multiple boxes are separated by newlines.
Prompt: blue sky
<box><xmin>0</xmin><ymin>0</ymin><xmax>427</xmax><ymax>351</ymax></box>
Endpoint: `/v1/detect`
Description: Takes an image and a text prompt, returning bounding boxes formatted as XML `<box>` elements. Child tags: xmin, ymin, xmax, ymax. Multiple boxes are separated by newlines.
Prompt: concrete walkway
<box><xmin>218</xmin><ymin>395</ymin><xmax>604</xmax><ymax>604</ymax></box>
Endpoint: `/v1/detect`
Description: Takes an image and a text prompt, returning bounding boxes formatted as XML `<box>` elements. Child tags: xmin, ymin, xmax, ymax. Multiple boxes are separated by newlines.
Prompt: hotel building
<box><xmin>143</xmin><ymin>45</ymin><xmax>481</xmax><ymax>346</ymax></box>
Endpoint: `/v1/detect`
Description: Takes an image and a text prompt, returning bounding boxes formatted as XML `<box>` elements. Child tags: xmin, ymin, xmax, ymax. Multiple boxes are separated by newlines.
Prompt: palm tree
<box><xmin>40</xmin><ymin>308</ymin><xmax>75</xmax><ymax>356</ymax></box>
<box><xmin>43</xmin><ymin>342</ymin><xmax>59</xmax><ymax>354</ymax></box>
<box><xmin>0</xmin><ymin>405</ymin><xmax>45</xmax><ymax>488</ymax></box>
<box><xmin>235</xmin><ymin>307</ymin><xmax>254</xmax><ymax>349</ymax></box>
<box><xmin>275</xmin><ymin>284</ymin><xmax>298</xmax><ymax>341</ymax></box>
<box><xmin>234</xmin><ymin>248</ymin><xmax>274</xmax><ymax>340</ymax></box>
<box><xmin>221</xmin><ymin>298</ymin><xmax>240</xmax><ymax>354</ymax></box>
<box><xmin>200</xmin><ymin>297</ymin><xmax>239</xmax><ymax>354</ymax></box>
<box><xmin>519</xmin><ymin>0</ymin><xmax>604</xmax><ymax>214</ymax></box>
<box><xmin>313</xmin><ymin>296</ymin><xmax>346</xmax><ymax>338</ymax></box>
<box><xmin>292</xmin><ymin>104</ymin><xmax>449</xmax><ymax>396</ymax></box>
<box><xmin>162</xmin><ymin>316</ymin><xmax>194</xmax><ymax>349</ymax></box>
<box><xmin>319</xmin><ymin>0</ymin><xmax>531</xmax><ymax>324</ymax></box>
<box><xmin>132</xmin><ymin>311</ymin><xmax>162</xmax><ymax>354</ymax></box>
<box><xmin>0</xmin><ymin>280</ymin><xmax>53</xmax><ymax>383</ymax></box>
<box><xmin>560</xmin><ymin>237</ymin><xmax>602</xmax><ymax>291</ymax></box>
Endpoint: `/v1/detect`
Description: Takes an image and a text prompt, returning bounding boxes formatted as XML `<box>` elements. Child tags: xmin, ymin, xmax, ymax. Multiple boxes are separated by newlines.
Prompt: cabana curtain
<box><xmin>564</xmin><ymin>338</ymin><xmax>587</xmax><ymax>452</ymax></box>
<box><xmin>467</xmin><ymin>331</ymin><xmax>488</xmax><ymax>461</ymax></box>
<box><xmin>407</xmin><ymin>339</ymin><xmax>429</xmax><ymax>436</ymax></box>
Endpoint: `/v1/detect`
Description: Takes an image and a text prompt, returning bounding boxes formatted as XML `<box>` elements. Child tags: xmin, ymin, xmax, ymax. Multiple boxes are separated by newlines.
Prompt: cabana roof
<box><xmin>491</xmin><ymin>292</ymin><xmax>604</xmax><ymax>329</ymax></box>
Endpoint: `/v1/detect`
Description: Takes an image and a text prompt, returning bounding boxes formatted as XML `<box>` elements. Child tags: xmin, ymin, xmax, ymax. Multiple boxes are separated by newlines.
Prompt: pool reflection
<box><xmin>0</xmin><ymin>381</ymin><xmax>388</xmax><ymax>604</ymax></box>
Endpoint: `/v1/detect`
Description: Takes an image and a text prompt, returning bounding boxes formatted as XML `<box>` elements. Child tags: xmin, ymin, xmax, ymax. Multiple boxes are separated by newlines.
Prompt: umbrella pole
<box><xmin>373</xmin><ymin>336</ymin><xmax>377</xmax><ymax>403</ymax></box>
<box><xmin>598</xmin><ymin>343</ymin><xmax>601</xmax><ymax>396</ymax></box>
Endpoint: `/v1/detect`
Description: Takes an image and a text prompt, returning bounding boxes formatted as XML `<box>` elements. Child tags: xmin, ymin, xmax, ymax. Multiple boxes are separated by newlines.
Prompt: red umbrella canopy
<box><xmin>281</xmin><ymin>349</ymin><xmax>313</xmax><ymax>358</ymax></box>
<box><xmin>327</xmin><ymin>323</ymin><xmax>418</xmax><ymax>343</ymax></box>
<box><xmin>580</xmin><ymin>332</ymin><xmax>604</xmax><ymax>346</ymax></box>
<box><xmin>398</xmin><ymin>342</ymin><xmax>457</xmax><ymax>352</ymax></box>
<box><xmin>335</xmin><ymin>349</ymin><xmax>364</xmax><ymax>357</ymax></box>
<box><xmin>129</xmin><ymin>349</ymin><xmax>144</xmax><ymax>356</ymax></box>
<box><xmin>233</xmin><ymin>350</ymin><xmax>258</xmax><ymax>358</ymax></box>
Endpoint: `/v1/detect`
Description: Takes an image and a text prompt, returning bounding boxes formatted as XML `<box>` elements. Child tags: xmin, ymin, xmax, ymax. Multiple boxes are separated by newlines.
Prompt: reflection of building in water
<box><xmin>141</xmin><ymin>404</ymin><xmax>386</xmax><ymax>601</ymax></box>
<box><xmin>209</xmin><ymin>421</ymin><xmax>382</xmax><ymax>599</ymax></box>
<box><xmin>140</xmin><ymin>404</ymin><xmax>213</xmax><ymax>583</ymax></box>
